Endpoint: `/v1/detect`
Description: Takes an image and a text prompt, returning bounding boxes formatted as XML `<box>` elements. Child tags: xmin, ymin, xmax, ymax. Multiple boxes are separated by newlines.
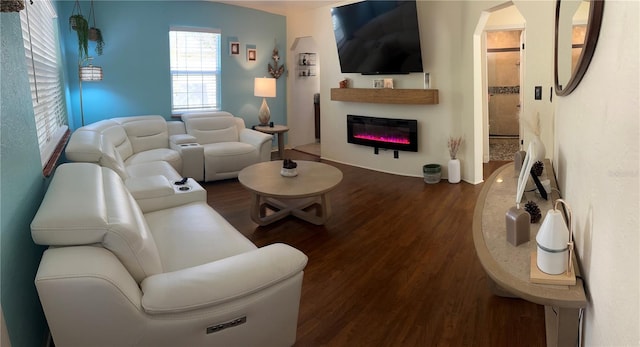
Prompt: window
<box><xmin>169</xmin><ymin>28</ymin><xmax>221</xmax><ymax>114</ymax></box>
<box><xmin>20</xmin><ymin>0</ymin><xmax>69</xmax><ymax>167</ymax></box>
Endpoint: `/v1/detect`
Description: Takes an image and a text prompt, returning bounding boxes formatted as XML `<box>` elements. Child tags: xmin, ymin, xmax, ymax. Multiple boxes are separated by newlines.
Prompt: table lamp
<box><xmin>254</xmin><ymin>77</ymin><xmax>276</xmax><ymax>125</ymax></box>
<box><xmin>536</xmin><ymin>199</ymin><xmax>574</xmax><ymax>275</ymax></box>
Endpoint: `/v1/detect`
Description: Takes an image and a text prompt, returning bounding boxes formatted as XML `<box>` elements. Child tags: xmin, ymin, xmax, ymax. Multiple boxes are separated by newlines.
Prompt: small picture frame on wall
<box><xmin>424</xmin><ymin>72</ymin><xmax>431</xmax><ymax>89</ymax></box>
<box><xmin>230</xmin><ymin>41</ymin><xmax>240</xmax><ymax>56</ymax></box>
<box><xmin>383</xmin><ymin>78</ymin><xmax>394</xmax><ymax>89</ymax></box>
<box><xmin>373</xmin><ymin>79</ymin><xmax>384</xmax><ymax>88</ymax></box>
<box><xmin>247</xmin><ymin>48</ymin><xmax>257</xmax><ymax>62</ymax></box>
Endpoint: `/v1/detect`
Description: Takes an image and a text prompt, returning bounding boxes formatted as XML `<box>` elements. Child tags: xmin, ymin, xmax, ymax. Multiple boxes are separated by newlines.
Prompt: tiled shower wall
<box><xmin>487</xmin><ymin>30</ymin><xmax>521</xmax><ymax>137</ymax></box>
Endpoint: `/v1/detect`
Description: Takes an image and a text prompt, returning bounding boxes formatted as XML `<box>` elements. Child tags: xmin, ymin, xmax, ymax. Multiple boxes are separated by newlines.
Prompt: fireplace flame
<box><xmin>353</xmin><ymin>134</ymin><xmax>410</xmax><ymax>145</ymax></box>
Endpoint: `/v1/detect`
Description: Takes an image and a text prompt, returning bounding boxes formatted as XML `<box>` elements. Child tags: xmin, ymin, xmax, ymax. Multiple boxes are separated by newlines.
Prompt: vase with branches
<box><xmin>447</xmin><ymin>136</ymin><xmax>463</xmax><ymax>184</ymax></box>
<box><xmin>448</xmin><ymin>136</ymin><xmax>463</xmax><ymax>160</ymax></box>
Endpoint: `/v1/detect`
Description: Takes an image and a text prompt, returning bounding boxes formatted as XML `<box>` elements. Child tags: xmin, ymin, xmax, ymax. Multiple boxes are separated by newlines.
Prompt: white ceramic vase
<box><xmin>448</xmin><ymin>158</ymin><xmax>460</xmax><ymax>184</ymax></box>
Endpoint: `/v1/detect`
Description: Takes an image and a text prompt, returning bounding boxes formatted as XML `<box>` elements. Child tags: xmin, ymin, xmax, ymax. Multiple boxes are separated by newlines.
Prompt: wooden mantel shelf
<box><xmin>330</xmin><ymin>88</ymin><xmax>439</xmax><ymax>105</ymax></box>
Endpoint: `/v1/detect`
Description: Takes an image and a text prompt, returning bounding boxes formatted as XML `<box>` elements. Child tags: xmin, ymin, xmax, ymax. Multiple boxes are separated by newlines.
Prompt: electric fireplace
<box><xmin>347</xmin><ymin>115</ymin><xmax>418</xmax><ymax>153</ymax></box>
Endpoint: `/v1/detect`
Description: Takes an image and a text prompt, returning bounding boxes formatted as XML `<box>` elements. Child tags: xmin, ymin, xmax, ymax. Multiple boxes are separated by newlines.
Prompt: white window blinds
<box><xmin>20</xmin><ymin>0</ymin><xmax>68</xmax><ymax>167</ymax></box>
<box><xmin>169</xmin><ymin>28</ymin><xmax>221</xmax><ymax>114</ymax></box>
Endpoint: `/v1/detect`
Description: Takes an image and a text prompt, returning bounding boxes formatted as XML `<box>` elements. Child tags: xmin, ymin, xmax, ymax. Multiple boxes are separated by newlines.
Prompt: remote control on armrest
<box><xmin>175</xmin><ymin>177</ymin><xmax>188</xmax><ymax>185</ymax></box>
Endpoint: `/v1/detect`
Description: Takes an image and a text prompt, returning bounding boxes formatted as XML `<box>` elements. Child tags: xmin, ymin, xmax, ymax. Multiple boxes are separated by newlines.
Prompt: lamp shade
<box><xmin>536</xmin><ymin>200</ymin><xmax>573</xmax><ymax>275</ymax></box>
<box><xmin>254</xmin><ymin>77</ymin><xmax>276</xmax><ymax>98</ymax></box>
<box><xmin>80</xmin><ymin>65</ymin><xmax>103</xmax><ymax>81</ymax></box>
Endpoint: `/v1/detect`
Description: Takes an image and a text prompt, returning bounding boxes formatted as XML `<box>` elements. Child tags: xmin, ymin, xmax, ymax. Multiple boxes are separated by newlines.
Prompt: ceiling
<box><xmin>215</xmin><ymin>0</ymin><xmax>336</xmax><ymax>15</ymax></box>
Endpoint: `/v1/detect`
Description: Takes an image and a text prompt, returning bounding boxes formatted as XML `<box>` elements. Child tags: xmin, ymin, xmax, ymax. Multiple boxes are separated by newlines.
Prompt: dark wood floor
<box><xmin>203</xmin><ymin>150</ymin><xmax>546</xmax><ymax>347</ymax></box>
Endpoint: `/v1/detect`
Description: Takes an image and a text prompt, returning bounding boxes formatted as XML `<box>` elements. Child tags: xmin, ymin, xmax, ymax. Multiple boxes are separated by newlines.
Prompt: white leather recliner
<box><xmin>31</xmin><ymin>163</ymin><xmax>308</xmax><ymax>346</ymax></box>
<box><xmin>181</xmin><ymin>111</ymin><xmax>273</xmax><ymax>181</ymax></box>
<box><xmin>65</xmin><ymin>115</ymin><xmax>186</xmax><ymax>182</ymax></box>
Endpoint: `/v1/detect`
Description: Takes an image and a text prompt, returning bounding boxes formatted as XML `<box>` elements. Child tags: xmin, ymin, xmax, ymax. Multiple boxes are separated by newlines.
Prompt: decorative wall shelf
<box><xmin>330</xmin><ymin>88</ymin><xmax>439</xmax><ymax>105</ymax></box>
<box><xmin>297</xmin><ymin>52</ymin><xmax>316</xmax><ymax>77</ymax></box>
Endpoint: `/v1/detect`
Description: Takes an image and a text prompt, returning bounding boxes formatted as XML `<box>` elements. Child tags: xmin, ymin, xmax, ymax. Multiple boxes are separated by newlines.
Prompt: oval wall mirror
<box><xmin>554</xmin><ymin>0</ymin><xmax>604</xmax><ymax>96</ymax></box>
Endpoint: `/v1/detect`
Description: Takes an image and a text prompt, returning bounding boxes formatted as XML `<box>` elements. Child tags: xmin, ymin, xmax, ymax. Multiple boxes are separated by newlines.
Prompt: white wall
<box><xmin>286</xmin><ymin>19</ymin><xmax>321</xmax><ymax>148</ymax></box>
<box><xmin>283</xmin><ymin>0</ymin><xmax>639</xmax><ymax>344</ymax></box>
<box><xmin>287</xmin><ymin>1</ymin><xmax>556</xmax><ymax>183</ymax></box>
<box><xmin>511</xmin><ymin>1</ymin><xmax>556</xmax><ymax>161</ymax></box>
<box><xmin>318</xmin><ymin>0</ymin><xmax>472</xmax><ymax>179</ymax></box>
<box><xmin>554</xmin><ymin>1</ymin><xmax>639</xmax><ymax>345</ymax></box>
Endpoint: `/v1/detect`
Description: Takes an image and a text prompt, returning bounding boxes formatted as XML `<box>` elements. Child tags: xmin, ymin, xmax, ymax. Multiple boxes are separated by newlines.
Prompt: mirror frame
<box><xmin>554</xmin><ymin>0</ymin><xmax>605</xmax><ymax>96</ymax></box>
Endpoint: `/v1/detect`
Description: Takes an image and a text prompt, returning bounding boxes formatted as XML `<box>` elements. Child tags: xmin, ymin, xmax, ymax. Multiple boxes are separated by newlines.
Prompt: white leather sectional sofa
<box><xmin>32</xmin><ymin>114</ymin><xmax>307</xmax><ymax>345</ymax></box>
<box><xmin>31</xmin><ymin>162</ymin><xmax>308</xmax><ymax>346</ymax></box>
<box><xmin>65</xmin><ymin>112</ymin><xmax>273</xmax><ymax>183</ymax></box>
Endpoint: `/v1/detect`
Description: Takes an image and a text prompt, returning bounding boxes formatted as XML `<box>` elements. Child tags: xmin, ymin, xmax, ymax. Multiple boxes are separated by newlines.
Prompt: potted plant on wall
<box><xmin>89</xmin><ymin>27</ymin><xmax>104</xmax><ymax>55</ymax></box>
<box><xmin>447</xmin><ymin>136</ymin><xmax>463</xmax><ymax>184</ymax></box>
<box><xmin>70</xmin><ymin>14</ymin><xmax>89</xmax><ymax>60</ymax></box>
<box><xmin>69</xmin><ymin>0</ymin><xmax>88</xmax><ymax>60</ymax></box>
<box><xmin>68</xmin><ymin>0</ymin><xmax>82</xmax><ymax>30</ymax></box>
<box><xmin>87</xmin><ymin>0</ymin><xmax>104</xmax><ymax>56</ymax></box>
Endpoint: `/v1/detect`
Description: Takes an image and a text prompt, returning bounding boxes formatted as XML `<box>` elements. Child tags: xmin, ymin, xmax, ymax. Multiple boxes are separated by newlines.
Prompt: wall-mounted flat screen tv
<box><xmin>331</xmin><ymin>0</ymin><xmax>424</xmax><ymax>75</ymax></box>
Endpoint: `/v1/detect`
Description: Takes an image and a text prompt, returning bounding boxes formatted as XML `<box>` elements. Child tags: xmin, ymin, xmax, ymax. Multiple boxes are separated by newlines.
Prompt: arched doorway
<box><xmin>289</xmin><ymin>36</ymin><xmax>320</xmax><ymax>155</ymax></box>
<box><xmin>473</xmin><ymin>2</ymin><xmax>525</xmax><ymax>179</ymax></box>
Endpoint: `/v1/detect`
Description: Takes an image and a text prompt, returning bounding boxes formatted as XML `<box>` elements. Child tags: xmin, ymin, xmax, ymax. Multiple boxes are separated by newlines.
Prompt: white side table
<box><xmin>254</xmin><ymin>125</ymin><xmax>289</xmax><ymax>159</ymax></box>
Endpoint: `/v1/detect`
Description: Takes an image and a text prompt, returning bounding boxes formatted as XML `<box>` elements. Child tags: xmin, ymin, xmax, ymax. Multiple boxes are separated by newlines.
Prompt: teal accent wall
<box><xmin>57</xmin><ymin>1</ymin><xmax>287</xmax><ymax>129</ymax></box>
<box><xmin>0</xmin><ymin>4</ymin><xmax>286</xmax><ymax>345</ymax></box>
<box><xmin>1</xmin><ymin>12</ymin><xmax>49</xmax><ymax>347</ymax></box>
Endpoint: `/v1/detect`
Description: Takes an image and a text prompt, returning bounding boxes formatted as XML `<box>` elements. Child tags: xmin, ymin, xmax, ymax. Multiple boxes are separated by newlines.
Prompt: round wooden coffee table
<box><xmin>238</xmin><ymin>160</ymin><xmax>343</xmax><ymax>226</ymax></box>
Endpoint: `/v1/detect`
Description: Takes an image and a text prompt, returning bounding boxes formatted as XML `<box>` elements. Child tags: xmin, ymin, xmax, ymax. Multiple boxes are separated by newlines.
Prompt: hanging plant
<box><xmin>0</xmin><ymin>0</ymin><xmax>25</xmax><ymax>12</ymax></box>
<box><xmin>68</xmin><ymin>0</ymin><xmax>82</xmax><ymax>30</ymax></box>
<box><xmin>71</xmin><ymin>14</ymin><xmax>89</xmax><ymax>60</ymax></box>
<box><xmin>89</xmin><ymin>27</ymin><xmax>104</xmax><ymax>55</ymax></box>
<box><xmin>69</xmin><ymin>0</ymin><xmax>88</xmax><ymax>60</ymax></box>
<box><xmin>87</xmin><ymin>0</ymin><xmax>104</xmax><ymax>56</ymax></box>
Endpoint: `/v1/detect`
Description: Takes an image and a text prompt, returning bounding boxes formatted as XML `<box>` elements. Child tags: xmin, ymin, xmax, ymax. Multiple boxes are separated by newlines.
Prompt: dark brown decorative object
<box><xmin>268</xmin><ymin>46</ymin><xmax>285</xmax><ymax>79</ymax></box>
<box><xmin>282</xmin><ymin>158</ymin><xmax>297</xmax><ymax>169</ymax></box>
<box><xmin>525</xmin><ymin>201</ymin><xmax>542</xmax><ymax>223</ymax></box>
<box><xmin>1</xmin><ymin>0</ymin><xmax>25</xmax><ymax>12</ymax></box>
<box><xmin>531</xmin><ymin>161</ymin><xmax>544</xmax><ymax>176</ymax></box>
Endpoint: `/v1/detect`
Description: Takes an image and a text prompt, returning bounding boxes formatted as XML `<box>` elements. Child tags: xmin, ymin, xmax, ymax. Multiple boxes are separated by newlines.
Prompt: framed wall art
<box><xmin>230</xmin><ymin>41</ymin><xmax>240</xmax><ymax>56</ymax></box>
<box><xmin>246</xmin><ymin>44</ymin><xmax>257</xmax><ymax>62</ymax></box>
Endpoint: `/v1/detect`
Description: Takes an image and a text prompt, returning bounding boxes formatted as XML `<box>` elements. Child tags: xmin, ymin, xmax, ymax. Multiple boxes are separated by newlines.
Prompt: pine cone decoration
<box><xmin>531</xmin><ymin>161</ymin><xmax>544</xmax><ymax>176</ymax></box>
<box><xmin>524</xmin><ymin>201</ymin><xmax>542</xmax><ymax>223</ymax></box>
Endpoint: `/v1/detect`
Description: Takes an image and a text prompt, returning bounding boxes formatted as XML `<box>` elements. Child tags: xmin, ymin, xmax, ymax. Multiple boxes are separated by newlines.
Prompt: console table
<box><xmin>472</xmin><ymin>160</ymin><xmax>587</xmax><ymax>347</ymax></box>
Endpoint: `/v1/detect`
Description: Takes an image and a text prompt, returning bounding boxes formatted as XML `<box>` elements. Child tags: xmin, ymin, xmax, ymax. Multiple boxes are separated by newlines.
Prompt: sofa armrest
<box><xmin>169</xmin><ymin>138</ymin><xmax>204</xmax><ymax>181</ymax></box>
<box><xmin>36</xmin><ymin>246</ymin><xmax>143</xmax><ymax>310</ymax></box>
<box><xmin>239</xmin><ymin>128</ymin><xmax>273</xmax><ymax>161</ymax></box>
<box><xmin>126</xmin><ymin>175</ymin><xmax>175</xmax><ymax>200</ymax></box>
<box><xmin>35</xmin><ymin>246</ymin><xmax>146</xmax><ymax>345</ymax></box>
<box><xmin>140</xmin><ymin>243</ymin><xmax>308</xmax><ymax>314</ymax></box>
<box><xmin>169</xmin><ymin>134</ymin><xmax>197</xmax><ymax>145</ymax></box>
<box><xmin>65</xmin><ymin>130</ymin><xmax>103</xmax><ymax>163</ymax></box>
<box><xmin>126</xmin><ymin>175</ymin><xmax>206</xmax><ymax>213</ymax></box>
<box><xmin>167</xmin><ymin>121</ymin><xmax>186</xmax><ymax>136</ymax></box>
<box><xmin>239</xmin><ymin>128</ymin><xmax>272</xmax><ymax>148</ymax></box>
